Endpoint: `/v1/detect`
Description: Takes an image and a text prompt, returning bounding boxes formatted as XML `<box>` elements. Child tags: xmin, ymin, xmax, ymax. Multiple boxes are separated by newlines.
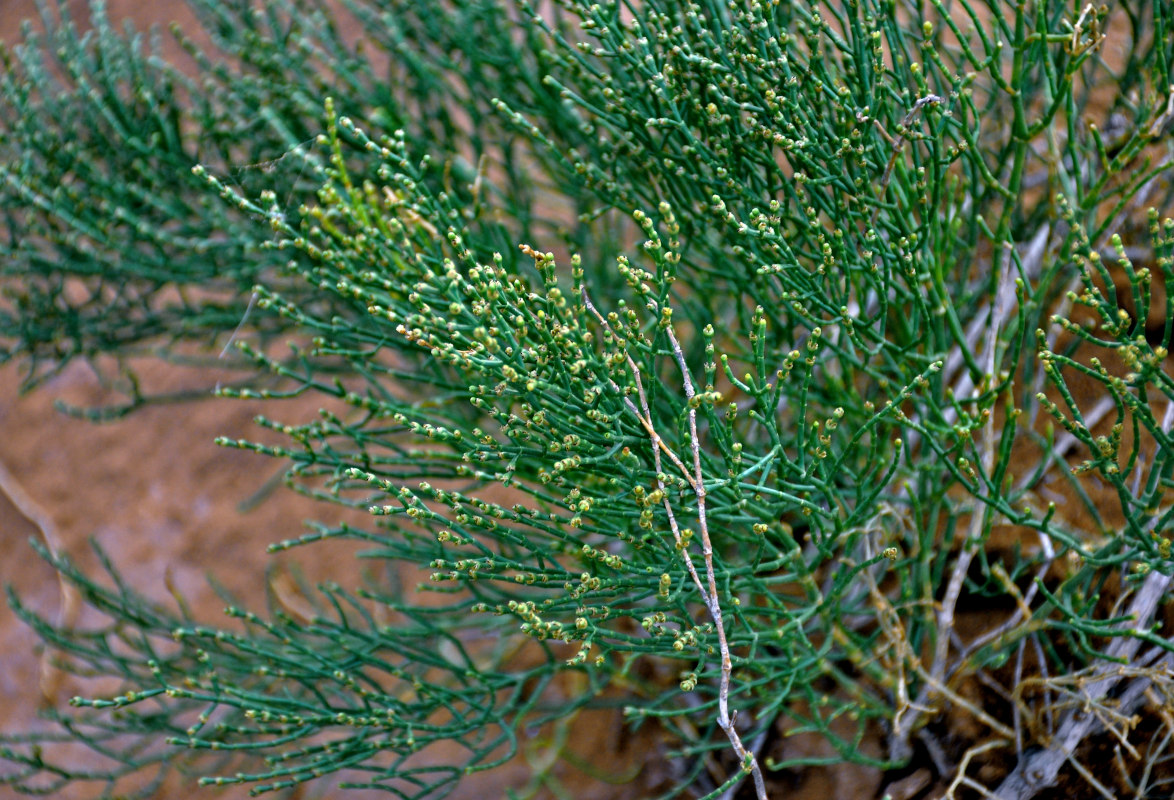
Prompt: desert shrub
<box><xmin>2</xmin><ymin>0</ymin><xmax>1174</xmax><ymax>797</ymax></box>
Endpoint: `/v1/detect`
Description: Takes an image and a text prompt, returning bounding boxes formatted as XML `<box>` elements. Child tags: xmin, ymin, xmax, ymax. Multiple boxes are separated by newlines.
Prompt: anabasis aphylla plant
<box><xmin>2</xmin><ymin>0</ymin><xmax>1174</xmax><ymax>798</ymax></box>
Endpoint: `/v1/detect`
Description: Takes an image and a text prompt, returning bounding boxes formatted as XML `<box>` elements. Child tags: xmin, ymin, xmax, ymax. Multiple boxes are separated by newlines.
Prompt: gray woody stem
<box><xmin>994</xmin><ymin>570</ymin><xmax>1174</xmax><ymax>799</ymax></box>
<box><xmin>582</xmin><ymin>288</ymin><xmax>769</xmax><ymax>799</ymax></box>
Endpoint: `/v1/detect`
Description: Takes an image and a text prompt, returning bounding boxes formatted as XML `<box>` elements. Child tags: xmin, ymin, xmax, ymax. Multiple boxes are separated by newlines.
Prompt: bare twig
<box><xmin>580</xmin><ymin>289</ymin><xmax>707</xmax><ymax>596</ymax></box>
<box><xmin>581</xmin><ymin>288</ymin><xmax>768</xmax><ymax>798</ymax></box>
<box><xmin>662</xmin><ymin>316</ymin><xmax>769</xmax><ymax>800</ymax></box>
<box><xmin>717</xmin><ymin>727</ymin><xmax>770</xmax><ymax>800</ymax></box>
<box><xmin>944</xmin><ymin>739</ymin><xmax>1011</xmax><ymax>800</ymax></box>
<box><xmin>0</xmin><ymin>458</ymin><xmax>80</xmax><ymax>706</ymax></box>
<box><xmin>870</xmin><ymin>94</ymin><xmax>943</xmax><ymax>231</ymax></box>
